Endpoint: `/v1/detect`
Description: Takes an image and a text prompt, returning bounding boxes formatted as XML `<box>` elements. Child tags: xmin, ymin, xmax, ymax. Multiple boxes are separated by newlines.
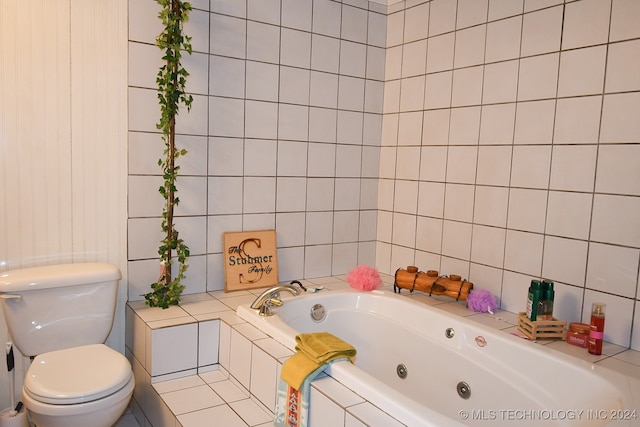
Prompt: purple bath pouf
<box><xmin>346</xmin><ymin>265</ymin><xmax>382</xmax><ymax>291</ymax></box>
<box><xmin>467</xmin><ymin>289</ymin><xmax>498</xmax><ymax>313</ymax></box>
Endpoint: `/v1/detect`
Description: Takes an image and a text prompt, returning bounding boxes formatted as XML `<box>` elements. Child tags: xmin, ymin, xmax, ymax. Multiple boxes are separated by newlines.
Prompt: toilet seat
<box><xmin>24</xmin><ymin>344</ymin><xmax>132</xmax><ymax>405</ymax></box>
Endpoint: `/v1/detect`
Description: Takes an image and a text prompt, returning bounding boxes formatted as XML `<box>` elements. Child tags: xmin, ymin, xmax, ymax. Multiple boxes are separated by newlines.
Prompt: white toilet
<box><xmin>0</xmin><ymin>263</ymin><xmax>134</xmax><ymax>427</ymax></box>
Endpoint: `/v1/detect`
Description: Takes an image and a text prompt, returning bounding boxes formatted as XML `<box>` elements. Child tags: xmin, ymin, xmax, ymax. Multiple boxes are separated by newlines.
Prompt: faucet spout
<box><xmin>250</xmin><ymin>284</ymin><xmax>300</xmax><ymax>315</ymax></box>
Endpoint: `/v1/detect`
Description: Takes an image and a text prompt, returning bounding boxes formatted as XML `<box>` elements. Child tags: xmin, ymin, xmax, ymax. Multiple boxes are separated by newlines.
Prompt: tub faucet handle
<box><xmin>250</xmin><ymin>284</ymin><xmax>300</xmax><ymax>316</ymax></box>
<box><xmin>258</xmin><ymin>297</ymin><xmax>282</xmax><ymax>316</ymax></box>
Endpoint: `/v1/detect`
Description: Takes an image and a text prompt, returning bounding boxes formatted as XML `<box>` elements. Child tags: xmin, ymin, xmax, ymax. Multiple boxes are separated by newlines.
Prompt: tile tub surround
<box><xmin>126</xmin><ymin>275</ymin><xmax>640</xmax><ymax>427</ymax></box>
<box><xmin>127</xmin><ymin>0</ymin><xmax>640</xmax><ymax>352</ymax></box>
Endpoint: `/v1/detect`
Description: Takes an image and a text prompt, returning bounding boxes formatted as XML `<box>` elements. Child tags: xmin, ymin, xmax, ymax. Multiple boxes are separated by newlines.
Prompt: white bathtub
<box><xmin>237</xmin><ymin>289</ymin><xmax>639</xmax><ymax>427</ymax></box>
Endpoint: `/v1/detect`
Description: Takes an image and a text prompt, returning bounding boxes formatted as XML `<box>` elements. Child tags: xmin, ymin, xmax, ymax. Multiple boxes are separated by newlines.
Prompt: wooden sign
<box><xmin>223</xmin><ymin>230</ymin><xmax>279</xmax><ymax>292</ymax></box>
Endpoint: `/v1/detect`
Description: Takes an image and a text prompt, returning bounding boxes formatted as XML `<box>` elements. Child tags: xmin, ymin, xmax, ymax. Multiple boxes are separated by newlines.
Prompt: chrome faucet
<box><xmin>250</xmin><ymin>284</ymin><xmax>300</xmax><ymax>316</ymax></box>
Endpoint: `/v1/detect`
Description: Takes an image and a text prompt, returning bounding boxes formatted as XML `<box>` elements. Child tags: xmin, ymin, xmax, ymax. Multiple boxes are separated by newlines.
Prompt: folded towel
<box><xmin>281</xmin><ymin>332</ymin><xmax>356</xmax><ymax>390</ymax></box>
<box><xmin>275</xmin><ymin>332</ymin><xmax>356</xmax><ymax>427</ymax></box>
<box><xmin>274</xmin><ymin>363</ymin><xmax>328</xmax><ymax>427</ymax></box>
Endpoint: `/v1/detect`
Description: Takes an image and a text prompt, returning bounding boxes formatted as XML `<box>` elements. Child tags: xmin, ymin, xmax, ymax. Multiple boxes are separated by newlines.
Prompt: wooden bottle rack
<box><xmin>393</xmin><ymin>266</ymin><xmax>473</xmax><ymax>301</ymax></box>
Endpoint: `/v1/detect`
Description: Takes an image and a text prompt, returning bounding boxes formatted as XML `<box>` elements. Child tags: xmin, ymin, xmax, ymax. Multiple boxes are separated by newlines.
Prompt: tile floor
<box><xmin>124</xmin><ymin>274</ymin><xmax>640</xmax><ymax>427</ymax></box>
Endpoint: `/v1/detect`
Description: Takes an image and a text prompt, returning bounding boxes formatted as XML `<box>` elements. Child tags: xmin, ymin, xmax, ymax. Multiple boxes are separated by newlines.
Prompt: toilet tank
<box><xmin>0</xmin><ymin>263</ymin><xmax>121</xmax><ymax>356</ymax></box>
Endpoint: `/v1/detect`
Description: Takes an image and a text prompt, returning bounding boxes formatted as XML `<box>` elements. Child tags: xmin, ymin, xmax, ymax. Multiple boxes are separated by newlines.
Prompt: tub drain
<box><xmin>310</xmin><ymin>304</ymin><xmax>326</xmax><ymax>322</ymax></box>
<box><xmin>396</xmin><ymin>364</ymin><xmax>408</xmax><ymax>379</ymax></box>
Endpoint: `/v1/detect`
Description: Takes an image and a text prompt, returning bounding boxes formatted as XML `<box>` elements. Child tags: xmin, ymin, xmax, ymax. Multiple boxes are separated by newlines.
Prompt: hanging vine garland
<box><xmin>145</xmin><ymin>0</ymin><xmax>193</xmax><ymax>308</ymax></box>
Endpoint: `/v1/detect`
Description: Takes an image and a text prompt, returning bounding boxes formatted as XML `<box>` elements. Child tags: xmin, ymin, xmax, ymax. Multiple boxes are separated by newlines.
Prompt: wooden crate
<box><xmin>518</xmin><ymin>312</ymin><xmax>567</xmax><ymax>340</ymax></box>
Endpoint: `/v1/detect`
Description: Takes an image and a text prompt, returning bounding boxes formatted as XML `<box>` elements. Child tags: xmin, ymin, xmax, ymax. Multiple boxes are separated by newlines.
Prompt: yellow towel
<box><xmin>281</xmin><ymin>332</ymin><xmax>356</xmax><ymax>390</ymax></box>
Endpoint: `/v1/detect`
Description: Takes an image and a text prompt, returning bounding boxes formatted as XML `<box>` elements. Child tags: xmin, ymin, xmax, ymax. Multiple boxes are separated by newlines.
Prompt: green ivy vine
<box><xmin>145</xmin><ymin>0</ymin><xmax>193</xmax><ymax>308</ymax></box>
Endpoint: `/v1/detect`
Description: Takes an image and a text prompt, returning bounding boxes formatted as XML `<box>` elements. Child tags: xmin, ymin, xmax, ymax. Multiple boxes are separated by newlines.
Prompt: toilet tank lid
<box><xmin>0</xmin><ymin>263</ymin><xmax>121</xmax><ymax>292</ymax></box>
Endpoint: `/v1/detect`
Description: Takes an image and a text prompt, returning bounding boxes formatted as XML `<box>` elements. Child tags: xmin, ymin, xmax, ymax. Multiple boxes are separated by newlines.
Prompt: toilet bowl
<box><xmin>0</xmin><ymin>263</ymin><xmax>133</xmax><ymax>427</ymax></box>
<box><xmin>21</xmin><ymin>344</ymin><xmax>134</xmax><ymax>427</ymax></box>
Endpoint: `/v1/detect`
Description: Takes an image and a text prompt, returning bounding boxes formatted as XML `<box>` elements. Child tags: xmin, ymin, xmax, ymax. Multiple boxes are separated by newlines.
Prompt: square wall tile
<box><xmin>311</xmin><ymin>34</ymin><xmax>340</xmax><ymax>73</ymax></box>
<box><xmin>610</xmin><ymin>0</ymin><xmax>640</xmax><ymax>42</ymax></box>
<box><xmin>282</xmin><ymin>0</ymin><xmax>312</xmax><ymax>32</ymax></box>
<box><xmin>448</xmin><ymin>107</ymin><xmax>481</xmax><ymax>144</ymax></box>
<box><xmin>520</xmin><ymin>5</ymin><xmax>562</xmax><ymax>56</ymax></box>
<box><xmin>426</xmin><ymin>33</ymin><xmax>455</xmax><ymax>73</ymax></box>
<box><xmin>229</xmin><ymin>328</ymin><xmax>252</xmax><ymax>389</ymax></box>
<box><xmin>277</xmin><ymin>141</ymin><xmax>308</xmax><ymax>176</ymax></box>
<box><xmin>471</xmin><ymin>225</ymin><xmax>506</xmax><ymax>268</ymax></box>
<box><xmin>313</xmin><ymin>0</ymin><xmax>341</xmax><ymax>38</ymax></box>
<box><xmin>415</xmin><ymin>216</ymin><xmax>444</xmax><ymax>253</ymax></box>
<box><xmin>309</xmin><ymin>387</ymin><xmax>346</xmax><ymax>427</ymax></box>
<box><xmin>473</xmin><ymin>185</ymin><xmax>509</xmax><ymax>227</ymax></box>
<box><xmin>586</xmin><ymin>243</ymin><xmax>639</xmax><ymax>298</ymax></box>
<box><xmin>554</xmin><ymin>96</ymin><xmax>602</xmax><ymax>144</ymax></box>
<box><xmin>591</xmin><ymin>194</ymin><xmax>640</xmax><ymax>247</ymax></box>
<box><xmin>399</xmin><ymin>76</ymin><xmax>426</xmax><ymax>112</ymax></box>
<box><xmin>504</xmin><ymin>230</ymin><xmax>544</xmax><ymax>277</ymax></box>
<box><xmin>557</xmin><ymin>46</ymin><xmax>606</xmax><ymax>97</ymax></box>
<box><xmin>479</xmin><ymin>103</ymin><xmax>516</xmax><ymax>145</ymax></box>
<box><xmin>245</xmin><ymin>100</ymin><xmax>278</xmax><ymax>139</ymax></box>
<box><xmin>404</xmin><ymin>2</ymin><xmax>429</xmax><ymax>43</ymax></box>
<box><xmin>392</xmin><ymin>212</ymin><xmax>417</xmax><ymax>248</ymax></box>
<box><xmin>209</xmin><ymin>97</ymin><xmax>245</xmax><ymax>137</ymax></box>
<box><xmin>457</xmin><ymin>0</ymin><xmax>489</xmax><ymax>29</ymax></box>
<box><xmin>562</xmin><ymin>0</ymin><xmax>612</xmax><ymax>50</ymax></box>
<box><xmin>600</xmin><ymin>93</ymin><xmax>640</xmax><ymax>143</ymax></box>
<box><xmin>485</xmin><ymin>16</ymin><xmax>522</xmax><ymax>63</ymax></box>
<box><xmin>250</xmin><ymin>345</ymin><xmax>278</xmax><ymax>410</ymax></box>
<box><xmin>402</xmin><ymin>40</ymin><xmax>428</xmax><ymax>78</ymax></box>
<box><xmin>418</xmin><ymin>182</ymin><xmax>445</xmax><ymax>218</ymax></box>
<box><xmin>447</xmin><ymin>146</ymin><xmax>478</xmax><ymax>185</ymax></box>
<box><xmin>483</xmin><ymin>60</ymin><xmax>519</xmax><ymax>104</ymax></box>
<box><xmin>514</xmin><ymin>100</ymin><xmax>555</xmax><ymax>144</ymax></box>
<box><xmin>246</xmin><ymin>21</ymin><xmax>280</xmax><ymax>63</ymax></box>
<box><xmin>517</xmin><ymin>53</ymin><xmax>559</xmax><ymax>101</ymax></box>
<box><xmin>338</xmin><ymin>76</ymin><xmax>366</xmax><ymax>114</ymax></box>
<box><xmin>211</xmin><ymin>0</ymin><xmax>246</xmax><ymax>18</ymax></box>
<box><xmin>304</xmin><ymin>244</ymin><xmax>333</xmax><ymax>277</ymax></box>
<box><xmin>422</xmin><ymin>109</ymin><xmax>451</xmax><ymax>147</ymax></box>
<box><xmin>208</xmin><ymin>177</ymin><xmax>243</xmax><ymax>215</ymax></box>
<box><xmin>246</xmin><ymin>61</ymin><xmax>279</xmax><ymax>102</ymax></box>
<box><xmin>248</xmin><ymin>0</ymin><xmax>281</xmax><ymax>25</ymax></box>
<box><xmin>335</xmin><ymin>178</ymin><xmax>361</xmax><ymax>210</ymax></box>
<box><xmin>545</xmin><ymin>191</ymin><xmax>593</xmax><ymax>240</ymax></box>
<box><xmin>281</xmin><ymin>28</ymin><xmax>311</xmax><ymax>68</ymax></box>
<box><xmin>424</xmin><ymin>71</ymin><xmax>453</xmax><ymax>109</ymax></box>
<box><xmin>510</xmin><ymin>145</ymin><xmax>551</xmax><ymax>189</ymax></box>
<box><xmin>542</xmin><ymin>236</ymin><xmax>588</xmax><ymax>287</ymax></box>
<box><xmin>454</xmin><ymin>25</ymin><xmax>486</xmax><ymax>68</ymax></box>
<box><xmin>595</xmin><ymin>145</ymin><xmax>640</xmax><ymax>196</ymax></box>
<box><xmin>507</xmin><ymin>188</ymin><xmax>547</xmax><ymax>233</ymax></box>
<box><xmin>452</xmin><ymin>66</ymin><xmax>484</xmax><ymax>107</ymax></box>
<box><xmin>243</xmin><ymin>177</ymin><xmax>275</xmax><ymax>214</ymax></box>
<box><xmin>340</xmin><ymin>40</ymin><xmax>367</xmax><ymax>78</ymax></box>
<box><xmin>489</xmin><ymin>0</ymin><xmax>523</xmax><ymax>21</ymax></box>
<box><xmin>209</xmin><ymin>137</ymin><xmax>244</xmax><ymax>176</ymax></box>
<box><xmin>393</xmin><ymin>180</ymin><xmax>418</xmax><ymax>215</ymax></box>
<box><xmin>429</xmin><ymin>0</ymin><xmax>457</xmax><ymax>36</ymax></box>
<box><xmin>476</xmin><ymin>145</ymin><xmax>512</xmax><ymax>187</ymax></box>
<box><xmin>549</xmin><ymin>145</ymin><xmax>597</xmax><ymax>192</ymax></box>
<box><xmin>210</xmin><ymin>14</ymin><xmax>246</xmax><ymax>59</ymax></box>
<box><xmin>151</xmin><ymin>323</ymin><xmax>198</xmax><ymax>376</ymax></box>
<box><xmin>444</xmin><ymin>183</ymin><xmax>475</xmax><ymax>223</ymax></box>
<box><xmin>605</xmin><ymin>39</ymin><xmax>640</xmax><ymax>93</ymax></box>
<box><xmin>342</xmin><ymin>4</ymin><xmax>368</xmax><ymax>44</ymax></box>
<box><xmin>198</xmin><ymin>320</ymin><xmax>220</xmax><ymax>367</ymax></box>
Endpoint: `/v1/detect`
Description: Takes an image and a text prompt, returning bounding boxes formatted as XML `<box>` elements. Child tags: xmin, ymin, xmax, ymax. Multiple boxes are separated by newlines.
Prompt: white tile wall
<box><xmin>377</xmin><ymin>0</ymin><xmax>640</xmax><ymax>350</ymax></box>
<box><xmin>128</xmin><ymin>0</ymin><xmax>640</xmax><ymax>351</ymax></box>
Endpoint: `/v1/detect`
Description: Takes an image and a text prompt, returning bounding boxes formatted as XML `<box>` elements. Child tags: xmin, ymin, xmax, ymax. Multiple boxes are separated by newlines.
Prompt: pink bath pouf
<box><xmin>346</xmin><ymin>265</ymin><xmax>382</xmax><ymax>291</ymax></box>
<box><xmin>467</xmin><ymin>289</ymin><xmax>498</xmax><ymax>313</ymax></box>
